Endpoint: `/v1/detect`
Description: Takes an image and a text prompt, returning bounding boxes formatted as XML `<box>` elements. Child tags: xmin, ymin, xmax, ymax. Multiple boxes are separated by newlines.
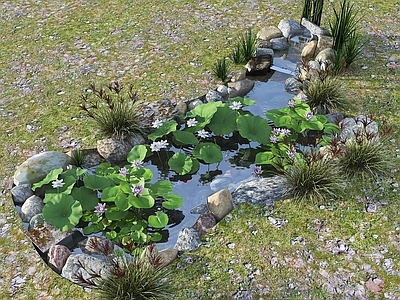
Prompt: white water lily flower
<box><xmin>151</xmin><ymin>119</ymin><xmax>163</xmax><ymax>129</ymax></box>
<box><xmin>51</xmin><ymin>179</ymin><xmax>65</xmax><ymax>188</ymax></box>
<box><xmin>229</xmin><ymin>101</ymin><xmax>243</xmax><ymax>110</ymax></box>
<box><xmin>197</xmin><ymin>129</ymin><xmax>210</xmax><ymax>139</ymax></box>
<box><xmin>186</xmin><ymin>118</ymin><xmax>198</xmax><ymax>127</ymax></box>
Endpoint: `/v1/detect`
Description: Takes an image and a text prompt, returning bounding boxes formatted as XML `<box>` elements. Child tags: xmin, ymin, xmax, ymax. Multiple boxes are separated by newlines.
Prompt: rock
<box><xmin>158</xmin><ymin>248</ymin><xmax>178</xmax><ymax>266</ymax></box>
<box><xmin>11</xmin><ymin>183</ymin><xmax>33</xmax><ymax>205</ymax></box>
<box><xmin>256</xmin><ymin>48</ymin><xmax>274</xmax><ymax>57</ymax></box>
<box><xmin>230</xmin><ymin>70</ymin><xmax>247</xmax><ymax>82</ymax></box>
<box><xmin>315</xmin><ymin>48</ymin><xmax>336</xmax><ymax>63</ymax></box>
<box><xmin>216</xmin><ymin>85</ymin><xmax>229</xmax><ymax>99</ymax></box>
<box><xmin>138</xmin><ymin>98</ymin><xmax>179</xmax><ymax>128</ymax></box>
<box><xmin>257</xmin><ymin>26</ymin><xmax>282</xmax><ymax>40</ymax></box>
<box><xmin>187</xmin><ymin>98</ymin><xmax>204</xmax><ymax>111</ymax></box>
<box><xmin>278</xmin><ymin>19</ymin><xmax>303</xmax><ymax>38</ymax></box>
<box><xmin>227</xmin><ymin>79</ymin><xmax>254</xmax><ymax>98</ymax></box>
<box><xmin>258</xmin><ymin>40</ymin><xmax>272</xmax><ymax>48</ymax></box>
<box><xmin>20</xmin><ymin>195</ymin><xmax>44</xmax><ymax>223</ymax></box>
<box><xmin>174</xmin><ymin>227</ymin><xmax>201</xmax><ymax>252</ymax></box>
<box><xmin>28</xmin><ymin>213</ymin><xmax>45</xmax><ymax>230</ymax></box>
<box><xmin>192</xmin><ymin>212</ymin><xmax>216</xmax><ymax>238</ymax></box>
<box><xmin>175</xmin><ymin>100</ymin><xmax>188</xmax><ymax>115</ymax></box>
<box><xmin>308</xmin><ymin>60</ymin><xmax>321</xmax><ymax>70</ymax></box>
<box><xmin>301</xmin><ymin>18</ymin><xmax>331</xmax><ymax>36</ymax></box>
<box><xmin>205</xmin><ymin>90</ymin><xmax>224</xmax><ymax>102</ymax></box>
<box><xmin>190</xmin><ymin>203</ymin><xmax>209</xmax><ymax>215</ymax></box>
<box><xmin>232</xmin><ymin>176</ymin><xmax>288</xmax><ymax>206</ymax></box>
<box><xmin>78</xmin><ymin>236</ymin><xmax>114</xmax><ymax>256</ymax></box>
<box><xmin>245</xmin><ymin>54</ymin><xmax>273</xmax><ymax>76</ymax></box>
<box><xmin>26</xmin><ymin>222</ymin><xmax>73</xmax><ymax>254</ymax></box>
<box><xmin>326</xmin><ymin>112</ymin><xmax>344</xmax><ymax>124</ymax></box>
<box><xmin>48</xmin><ymin>245</ymin><xmax>71</xmax><ymax>273</ymax></box>
<box><xmin>270</xmin><ymin>37</ymin><xmax>289</xmax><ymax>51</ymax></box>
<box><xmin>61</xmin><ymin>253</ymin><xmax>110</xmax><ymax>284</ymax></box>
<box><xmin>97</xmin><ymin>133</ymin><xmax>145</xmax><ymax>162</ymax></box>
<box><xmin>14</xmin><ymin>151</ymin><xmax>69</xmax><ymax>185</ymax></box>
<box><xmin>207</xmin><ymin>188</ymin><xmax>233</xmax><ymax>221</ymax></box>
<box><xmin>284</xmin><ymin>77</ymin><xmax>302</xmax><ymax>94</ymax></box>
<box><xmin>65</xmin><ymin>148</ymin><xmax>105</xmax><ymax>169</ymax></box>
<box><xmin>301</xmin><ymin>40</ymin><xmax>318</xmax><ymax>61</ymax></box>
<box><xmin>339</xmin><ymin>115</ymin><xmax>379</xmax><ymax>141</ymax></box>
<box><xmin>317</xmin><ymin>35</ymin><xmax>333</xmax><ymax>52</ymax></box>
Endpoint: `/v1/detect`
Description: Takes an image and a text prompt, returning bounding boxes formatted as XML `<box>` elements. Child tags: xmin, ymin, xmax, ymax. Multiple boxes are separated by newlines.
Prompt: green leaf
<box><xmin>61</xmin><ymin>168</ymin><xmax>87</xmax><ymax>179</ymax></box>
<box><xmin>172</xmin><ymin>130</ymin><xmax>199</xmax><ymax>146</ymax></box>
<box><xmin>255</xmin><ymin>152</ymin><xmax>274</xmax><ymax>164</ymax></box>
<box><xmin>323</xmin><ymin>123</ymin><xmax>340</xmax><ymax>134</ymax></box>
<box><xmin>128</xmin><ymin>191</ymin><xmax>155</xmax><ymax>208</ymax></box>
<box><xmin>101</xmin><ymin>186</ymin><xmax>123</xmax><ymax>202</ymax></box>
<box><xmin>32</xmin><ymin>168</ymin><xmax>63</xmax><ymax>191</ymax></box>
<box><xmin>300</xmin><ymin>120</ymin><xmax>324</xmax><ymax>131</ymax></box>
<box><xmin>208</xmin><ymin>105</ymin><xmax>237</xmax><ymax>135</ymax></box>
<box><xmin>148</xmin><ymin>211</ymin><xmax>169</xmax><ymax>229</ymax></box>
<box><xmin>193</xmin><ymin>142</ymin><xmax>223</xmax><ymax>164</ymax></box>
<box><xmin>147</xmin><ymin>180</ymin><xmax>173</xmax><ymax>196</ymax></box>
<box><xmin>114</xmin><ymin>192</ymin><xmax>130</xmax><ymax>211</ymax></box>
<box><xmin>127</xmin><ymin>144</ymin><xmax>148</xmax><ymax>163</ymax></box>
<box><xmin>315</xmin><ymin>114</ymin><xmax>328</xmax><ymax>124</ymax></box>
<box><xmin>44</xmin><ymin>175</ymin><xmax>76</xmax><ymax>195</ymax></box>
<box><xmin>42</xmin><ymin>194</ymin><xmax>82</xmax><ymax>231</ymax></box>
<box><xmin>187</xmin><ymin>101</ymin><xmax>223</xmax><ymax>121</ymax></box>
<box><xmin>276</xmin><ymin>115</ymin><xmax>292</xmax><ymax>127</ymax></box>
<box><xmin>237</xmin><ymin>115</ymin><xmax>271</xmax><ymax>145</ymax></box>
<box><xmin>105</xmin><ymin>206</ymin><xmax>129</xmax><ymax>220</ymax></box>
<box><xmin>83</xmin><ymin>175</ymin><xmax>115</xmax><ymax>190</ymax></box>
<box><xmin>150</xmin><ymin>232</ymin><xmax>163</xmax><ymax>242</ymax></box>
<box><xmin>162</xmin><ymin>194</ymin><xmax>184</xmax><ymax>209</ymax></box>
<box><xmin>148</xmin><ymin>120</ymin><xmax>178</xmax><ymax>141</ymax></box>
<box><xmin>83</xmin><ymin>223</ymin><xmax>103</xmax><ymax>235</ymax></box>
<box><xmin>230</xmin><ymin>96</ymin><xmax>256</xmax><ymax>107</ymax></box>
<box><xmin>168</xmin><ymin>152</ymin><xmax>193</xmax><ymax>175</ymax></box>
<box><xmin>70</xmin><ymin>186</ymin><xmax>99</xmax><ymax>211</ymax></box>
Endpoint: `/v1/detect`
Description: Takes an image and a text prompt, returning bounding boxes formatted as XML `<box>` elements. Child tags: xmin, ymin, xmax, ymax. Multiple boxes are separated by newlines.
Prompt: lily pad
<box><xmin>42</xmin><ymin>194</ymin><xmax>82</xmax><ymax>231</ymax></box>
<box><xmin>208</xmin><ymin>105</ymin><xmax>237</xmax><ymax>135</ymax></box>
<box><xmin>148</xmin><ymin>211</ymin><xmax>169</xmax><ymax>229</ymax></box>
<box><xmin>237</xmin><ymin>114</ymin><xmax>271</xmax><ymax>145</ymax></box>
<box><xmin>168</xmin><ymin>152</ymin><xmax>194</xmax><ymax>175</ymax></box>
<box><xmin>193</xmin><ymin>143</ymin><xmax>223</xmax><ymax>164</ymax></box>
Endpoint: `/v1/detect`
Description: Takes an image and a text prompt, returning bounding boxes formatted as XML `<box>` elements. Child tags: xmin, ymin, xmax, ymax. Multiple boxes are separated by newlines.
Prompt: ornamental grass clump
<box><xmin>338</xmin><ymin>124</ymin><xmax>393</xmax><ymax>179</ymax></box>
<box><xmin>213</xmin><ymin>57</ymin><xmax>230</xmax><ymax>82</ymax></box>
<box><xmin>78</xmin><ymin>244</ymin><xmax>174</xmax><ymax>300</ymax></box>
<box><xmin>283</xmin><ymin>151</ymin><xmax>345</xmax><ymax>204</ymax></box>
<box><xmin>79</xmin><ymin>80</ymin><xmax>144</xmax><ymax>140</ymax></box>
<box><xmin>302</xmin><ymin>76</ymin><xmax>349</xmax><ymax>114</ymax></box>
<box><xmin>329</xmin><ymin>0</ymin><xmax>362</xmax><ymax>73</ymax></box>
<box><xmin>301</xmin><ymin>0</ymin><xmax>324</xmax><ymax>26</ymax></box>
<box><xmin>230</xmin><ymin>28</ymin><xmax>257</xmax><ymax>65</ymax></box>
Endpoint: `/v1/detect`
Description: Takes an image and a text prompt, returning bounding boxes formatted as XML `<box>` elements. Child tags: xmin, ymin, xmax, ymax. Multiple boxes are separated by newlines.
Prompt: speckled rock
<box><xmin>97</xmin><ymin>133</ymin><xmax>145</xmax><ymax>162</ymax></box>
<box><xmin>301</xmin><ymin>18</ymin><xmax>330</xmax><ymax>36</ymax></box>
<box><xmin>187</xmin><ymin>98</ymin><xmax>204</xmax><ymax>111</ymax></box>
<box><xmin>14</xmin><ymin>151</ymin><xmax>69</xmax><ymax>185</ymax></box>
<box><xmin>11</xmin><ymin>183</ymin><xmax>33</xmax><ymax>205</ymax></box>
<box><xmin>192</xmin><ymin>212</ymin><xmax>216</xmax><ymax>238</ymax></box>
<box><xmin>78</xmin><ymin>236</ymin><xmax>114</xmax><ymax>256</ymax></box>
<box><xmin>61</xmin><ymin>254</ymin><xmax>110</xmax><ymax>284</ymax></box>
<box><xmin>48</xmin><ymin>245</ymin><xmax>71</xmax><ymax>273</ymax></box>
<box><xmin>20</xmin><ymin>195</ymin><xmax>44</xmax><ymax>223</ymax></box>
<box><xmin>205</xmin><ymin>90</ymin><xmax>224</xmax><ymax>102</ymax></box>
<box><xmin>339</xmin><ymin>115</ymin><xmax>379</xmax><ymax>141</ymax></box>
<box><xmin>270</xmin><ymin>37</ymin><xmax>289</xmax><ymax>51</ymax></box>
<box><xmin>232</xmin><ymin>176</ymin><xmax>288</xmax><ymax>206</ymax></box>
<box><xmin>285</xmin><ymin>77</ymin><xmax>302</xmax><ymax>94</ymax></box>
<box><xmin>28</xmin><ymin>213</ymin><xmax>45</xmax><ymax>230</ymax></box>
<box><xmin>207</xmin><ymin>188</ymin><xmax>233</xmax><ymax>222</ymax></box>
<box><xmin>315</xmin><ymin>48</ymin><xmax>336</xmax><ymax>63</ymax></box>
<box><xmin>174</xmin><ymin>227</ymin><xmax>201</xmax><ymax>252</ymax></box>
<box><xmin>317</xmin><ymin>35</ymin><xmax>333</xmax><ymax>52</ymax></box>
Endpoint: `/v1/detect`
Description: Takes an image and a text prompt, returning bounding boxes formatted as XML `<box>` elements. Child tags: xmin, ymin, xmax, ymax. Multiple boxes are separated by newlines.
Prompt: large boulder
<box><xmin>301</xmin><ymin>18</ymin><xmax>330</xmax><ymax>36</ymax></box>
<box><xmin>257</xmin><ymin>26</ymin><xmax>282</xmax><ymax>40</ymax></box>
<box><xmin>278</xmin><ymin>19</ymin><xmax>303</xmax><ymax>38</ymax></box>
<box><xmin>48</xmin><ymin>245</ymin><xmax>71</xmax><ymax>273</ymax></box>
<box><xmin>227</xmin><ymin>79</ymin><xmax>254</xmax><ymax>98</ymax></box>
<box><xmin>232</xmin><ymin>176</ymin><xmax>288</xmax><ymax>206</ymax></box>
<box><xmin>20</xmin><ymin>195</ymin><xmax>44</xmax><ymax>223</ymax></box>
<box><xmin>315</xmin><ymin>48</ymin><xmax>336</xmax><ymax>64</ymax></box>
<box><xmin>97</xmin><ymin>133</ymin><xmax>145</xmax><ymax>162</ymax></box>
<box><xmin>14</xmin><ymin>151</ymin><xmax>69</xmax><ymax>186</ymax></box>
<box><xmin>61</xmin><ymin>254</ymin><xmax>110</xmax><ymax>284</ymax></box>
<box><xmin>11</xmin><ymin>183</ymin><xmax>33</xmax><ymax>205</ymax></box>
<box><xmin>270</xmin><ymin>37</ymin><xmax>289</xmax><ymax>51</ymax></box>
<box><xmin>301</xmin><ymin>40</ymin><xmax>318</xmax><ymax>61</ymax></box>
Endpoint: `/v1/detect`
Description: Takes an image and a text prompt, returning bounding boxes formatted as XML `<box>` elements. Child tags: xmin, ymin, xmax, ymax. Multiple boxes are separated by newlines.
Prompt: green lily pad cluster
<box><xmin>149</xmin><ymin>97</ymin><xmax>339</xmax><ymax>176</ymax></box>
<box><xmin>33</xmin><ymin>144</ymin><xmax>184</xmax><ymax>252</ymax></box>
